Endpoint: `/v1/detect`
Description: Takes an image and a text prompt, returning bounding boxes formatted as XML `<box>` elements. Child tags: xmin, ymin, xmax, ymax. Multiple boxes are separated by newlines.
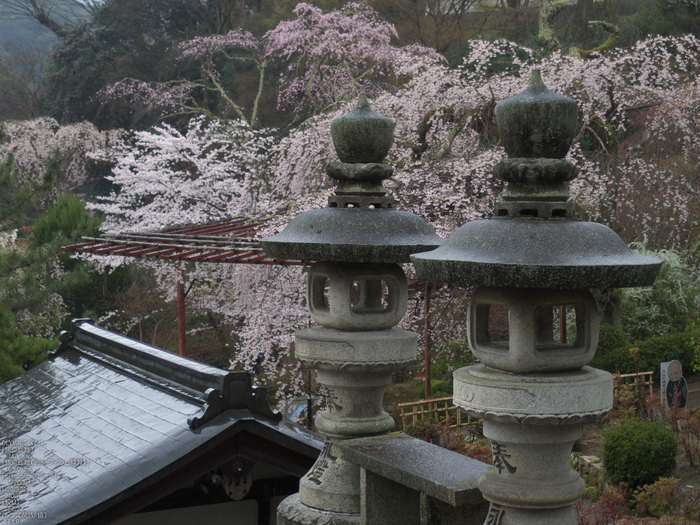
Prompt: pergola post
<box><xmin>177</xmin><ymin>263</ymin><xmax>187</xmax><ymax>357</ymax></box>
<box><xmin>424</xmin><ymin>281</ymin><xmax>431</xmax><ymax>400</ymax></box>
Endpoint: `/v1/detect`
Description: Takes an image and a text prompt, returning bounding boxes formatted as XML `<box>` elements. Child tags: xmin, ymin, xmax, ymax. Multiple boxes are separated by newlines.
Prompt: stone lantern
<box><xmin>411</xmin><ymin>71</ymin><xmax>662</xmax><ymax>525</ymax></box>
<box><xmin>262</xmin><ymin>93</ymin><xmax>443</xmax><ymax>524</ymax></box>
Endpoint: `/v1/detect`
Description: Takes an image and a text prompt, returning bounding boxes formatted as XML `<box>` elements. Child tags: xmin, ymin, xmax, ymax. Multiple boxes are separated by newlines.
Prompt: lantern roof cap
<box><xmin>411</xmin><ymin>71</ymin><xmax>661</xmax><ymax>288</ymax></box>
<box><xmin>411</xmin><ymin>218</ymin><xmax>661</xmax><ymax>289</ymax></box>
<box><xmin>263</xmin><ymin>207</ymin><xmax>442</xmax><ymax>264</ymax></box>
<box><xmin>262</xmin><ymin>94</ymin><xmax>442</xmax><ymax>263</ymax></box>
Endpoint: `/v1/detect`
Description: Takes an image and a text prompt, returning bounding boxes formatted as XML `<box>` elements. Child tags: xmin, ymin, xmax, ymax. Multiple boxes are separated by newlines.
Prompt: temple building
<box><xmin>0</xmin><ymin>320</ymin><xmax>322</xmax><ymax>525</ymax></box>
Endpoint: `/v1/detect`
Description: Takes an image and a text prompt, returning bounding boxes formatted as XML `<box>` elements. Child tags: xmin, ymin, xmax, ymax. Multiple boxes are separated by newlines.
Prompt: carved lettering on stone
<box><xmin>491</xmin><ymin>442</ymin><xmax>517</xmax><ymax>475</ymax></box>
<box><xmin>326</xmin><ymin>388</ymin><xmax>343</xmax><ymax>413</ymax></box>
<box><xmin>485</xmin><ymin>503</ymin><xmax>506</xmax><ymax>525</ymax></box>
<box><xmin>306</xmin><ymin>442</ymin><xmax>337</xmax><ymax>485</ymax></box>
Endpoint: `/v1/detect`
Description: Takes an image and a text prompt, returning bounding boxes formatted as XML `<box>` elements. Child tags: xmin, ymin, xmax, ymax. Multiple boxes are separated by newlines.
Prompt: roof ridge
<box><xmin>53</xmin><ymin>320</ymin><xmax>281</xmax><ymax>429</ymax></box>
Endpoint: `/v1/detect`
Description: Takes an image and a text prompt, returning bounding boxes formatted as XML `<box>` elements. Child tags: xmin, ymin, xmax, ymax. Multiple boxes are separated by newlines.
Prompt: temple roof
<box><xmin>0</xmin><ymin>320</ymin><xmax>322</xmax><ymax>525</ymax></box>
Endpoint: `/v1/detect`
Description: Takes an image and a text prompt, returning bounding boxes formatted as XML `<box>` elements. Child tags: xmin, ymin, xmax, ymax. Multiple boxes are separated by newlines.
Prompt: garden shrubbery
<box><xmin>428</xmin><ymin>379</ymin><xmax>453</xmax><ymax>398</ymax></box>
<box><xmin>636</xmin><ymin>332</ymin><xmax>696</xmax><ymax>372</ymax></box>
<box><xmin>618</xmin><ymin>245</ymin><xmax>700</xmax><ymax>342</ymax></box>
<box><xmin>431</xmin><ymin>340</ymin><xmax>477</xmax><ymax>381</ymax></box>
<box><xmin>590</xmin><ymin>244</ymin><xmax>700</xmax><ymax>377</ymax></box>
<box><xmin>591</xmin><ymin>329</ymin><xmax>696</xmax><ymax>375</ymax></box>
<box><xmin>595</xmin><ymin>324</ymin><xmax>631</xmax><ymax>359</ymax></box>
<box><xmin>602</xmin><ymin>418</ymin><xmax>677</xmax><ymax>488</ymax></box>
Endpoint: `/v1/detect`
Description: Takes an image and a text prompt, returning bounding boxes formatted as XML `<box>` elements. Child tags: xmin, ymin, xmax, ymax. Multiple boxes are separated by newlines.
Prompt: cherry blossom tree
<box><xmin>90</xmin><ymin>116</ymin><xmax>275</xmax><ymax>232</ymax></box>
<box><xmin>85</xmin><ymin>114</ymin><xmax>311</xmax><ymax>406</ymax></box>
<box><xmin>263</xmin><ymin>34</ymin><xmax>700</xmax><ymax>354</ymax></box>
<box><xmin>263</xmin><ymin>2</ymin><xmax>435</xmax><ymax>115</ymax></box>
<box><xmin>101</xmin><ymin>31</ymin><xmax>263</xmax><ymax>127</ymax></box>
<box><xmin>0</xmin><ymin>117</ymin><xmax>120</xmax><ymax>202</ymax></box>
<box><xmin>258</xmin><ymin>34</ymin><xmax>700</xmax><ymax>394</ymax></box>
<box><xmin>92</xmin><ymin>31</ymin><xmax>700</xmax><ymax>406</ymax></box>
<box><xmin>100</xmin><ymin>2</ymin><xmax>442</xmax><ymax>128</ymax></box>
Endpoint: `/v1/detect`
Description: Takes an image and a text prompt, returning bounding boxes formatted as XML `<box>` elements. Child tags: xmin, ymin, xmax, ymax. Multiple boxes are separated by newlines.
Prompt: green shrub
<box><xmin>429</xmin><ymin>379</ymin><xmax>453</xmax><ymax>398</ymax></box>
<box><xmin>0</xmin><ymin>308</ymin><xmax>55</xmax><ymax>385</ymax></box>
<box><xmin>591</xmin><ymin>345</ymin><xmax>634</xmax><ymax>374</ymax></box>
<box><xmin>591</xmin><ymin>331</ymin><xmax>695</xmax><ymax>375</ymax></box>
<box><xmin>590</xmin><ymin>324</ymin><xmax>633</xmax><ymax>372</ymax></box>
<box><xmin>432</xmin><ymin>340</ymin><xmax>476</xmax><ymax>381</ymax></box>
<box><xmin>688</xmin><ymin>319</ymin><xmax>700</xmax><ymax>373</ymax></box>
<box><xmin>635</xmin><ymin>332</ymin><xmax>696</xmax><ymax>372</ymax></box>
<box><xmin>603</xmin><ymin>419</ymin><xmax>677</xmax><ymax>487</ymax></box>
<box><xmin>597</xmin><ymin>324</ymin><xmax>631</xmax><ymax>357</ymax></box>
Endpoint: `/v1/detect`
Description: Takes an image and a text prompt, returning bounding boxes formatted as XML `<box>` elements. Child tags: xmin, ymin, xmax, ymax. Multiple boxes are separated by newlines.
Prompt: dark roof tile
<box><xmin>0</xmin><ymin>321</ymin><xmax>322</xmax><ymax>525</ymax></box>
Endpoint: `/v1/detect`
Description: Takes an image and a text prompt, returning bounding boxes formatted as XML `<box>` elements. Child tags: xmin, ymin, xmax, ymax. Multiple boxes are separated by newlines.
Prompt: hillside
<box><xmin>0</xmin><ymin>0</ymin><xmax>91</xmax><ymax>56</ymax></box>
<box><xmin>0</xmin><ymin>9</ymin><xmax>56</xmax><ymax>56</ymax></box>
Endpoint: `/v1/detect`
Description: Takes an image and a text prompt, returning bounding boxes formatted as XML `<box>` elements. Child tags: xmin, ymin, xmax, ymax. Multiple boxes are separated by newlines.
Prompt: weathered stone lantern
<box><xmin>411</xmin><ymin>71</ymin><xmax>662</xmax><ymax>525</ymax></box>
<box><xmin>262</xmin><ymin>93</ymin><xmax>443</xmax><ymax>524</ymax></box>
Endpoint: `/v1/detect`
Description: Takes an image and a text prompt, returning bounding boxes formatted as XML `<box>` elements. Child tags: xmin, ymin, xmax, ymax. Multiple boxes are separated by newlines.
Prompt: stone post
<box><xmin>262</xmin><ymin>94</ymin><xmax>442</xmax><ymax>524</ymax></box>
<box><xmin>412</xmin><ymin>71</ymin><xmax>662</xmax><ymax>525</ymax></box>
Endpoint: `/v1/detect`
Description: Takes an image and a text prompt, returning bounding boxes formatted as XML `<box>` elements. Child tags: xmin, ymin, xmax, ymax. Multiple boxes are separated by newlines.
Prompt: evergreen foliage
<box><xmin>603</xmin><ymin>418</ymin><xmax>677</xmax><ymax>487</ymax></box>
<box><xmin>0</xmin><ymin>59</ymin><xmax>36</xmax><ymax>120</ymax></box>
<box><xmin>0</xmin><ymin>307</ymin><xmax>55</xmax><ymax>384</ymax></box>
<box><xmin>630</xmin><ymin>0</ymin><xmax>700</xmax><ymax>40</ymax></box>
<box><xmin>0</xmin><ymin>145</ymin><xmax>128</xmax><ymax>385</ymax></box>
<box><xmin>40</xmin><ymin>24</ymin><xmax>116</xmax><ymax>127</ymax></box>
<box><xmin>619</xmin><ymin>245</ymin><xmax>700</xmax><ymax>341</ymax></box>
<box><xmin>591</xmin><ymin>331</ymin><xmax>696</xmax><ymax>375</ymax></box>
<box><xmin>30</xmin><ymin>193</ymin><xmax>101</xmax><ymax>246</ymax></box>
<box><xmin>596</xmin><ymin>324</ymin><xmax>631</xmax><ymax>359</ymax></box>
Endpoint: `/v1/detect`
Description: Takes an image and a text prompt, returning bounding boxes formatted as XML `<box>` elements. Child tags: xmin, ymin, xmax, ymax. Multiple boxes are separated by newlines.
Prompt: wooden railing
<box><xmin>398</xmin><ymin>396</ymin><xmax>467</xmax><ymax>430</ymax></box>
<box><xmin>614</xmin><ymin>371</ymin><xmax>654</xmax><ymax>418</ymax></box>
<box><xmin>614</xmin><ymin>371</ymin><xmax>653</xmax><ymax>399</ymax></box>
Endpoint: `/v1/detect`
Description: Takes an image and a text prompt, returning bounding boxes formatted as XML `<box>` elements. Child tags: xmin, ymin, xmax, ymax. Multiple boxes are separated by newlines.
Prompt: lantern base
<box><xmin>453</xmin><ymin>364</ymin><xmax>612</xmax><ymax>424</ymax></box>
<box><xmin>277</xmin><ymin>493</ymin><xmax>361</xmax><ymax>525</ymax></box>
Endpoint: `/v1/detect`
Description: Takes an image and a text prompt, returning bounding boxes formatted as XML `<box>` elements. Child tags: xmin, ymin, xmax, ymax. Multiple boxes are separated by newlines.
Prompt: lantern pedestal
<box><xmin>278</xmin><ymin>493</ymin><xmax>361</xmax><ymax>525</ymax></box>
<box><xmin>294</xmin><ymin>324</ymin><xmax>416</xmax><ymax>514</ymax></box>
<box><xmin>453</xmin><ymin>364</ymin><xmax>612</xmax><ymax>524</ymax></box>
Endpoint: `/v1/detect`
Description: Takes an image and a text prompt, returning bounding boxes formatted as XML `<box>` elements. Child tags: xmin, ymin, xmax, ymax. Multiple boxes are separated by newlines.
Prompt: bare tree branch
<box><xmin>569</xmin><ymin>21</ymin><xmax>621</xmax><ymax>58</ymax></box>
<box><xmin>0</xmin><ymin>0</ymin><xmax>98</xmax><ymax>36</ymax></box>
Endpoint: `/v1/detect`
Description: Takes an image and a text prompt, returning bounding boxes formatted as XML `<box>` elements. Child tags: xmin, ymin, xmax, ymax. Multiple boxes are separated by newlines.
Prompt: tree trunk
<box><xmin>35</xmin><ymin>11</ymin><xmax>66</xmax><ymax>37</ymax></box>
<box><xmin>539</xmin><ymin>0</ymin><xmax>564</xmax><ymax>50</ymax></box>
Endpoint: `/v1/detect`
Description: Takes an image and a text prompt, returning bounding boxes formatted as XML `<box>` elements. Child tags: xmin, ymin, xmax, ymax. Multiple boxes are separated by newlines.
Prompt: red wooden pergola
<box><xmin>64</xmin><ymin>218</ymin><xmax>305</xmax><ymax>357</ymax></box>
<box><xmin>65</xmin><ymin>217</ymin><xmax>439</xmax><ymax>397</ymax></box>
<box><xmin>65</xmin><ymin>218</ymin><xmax>301</xmax><ymax>265</ymax></box>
